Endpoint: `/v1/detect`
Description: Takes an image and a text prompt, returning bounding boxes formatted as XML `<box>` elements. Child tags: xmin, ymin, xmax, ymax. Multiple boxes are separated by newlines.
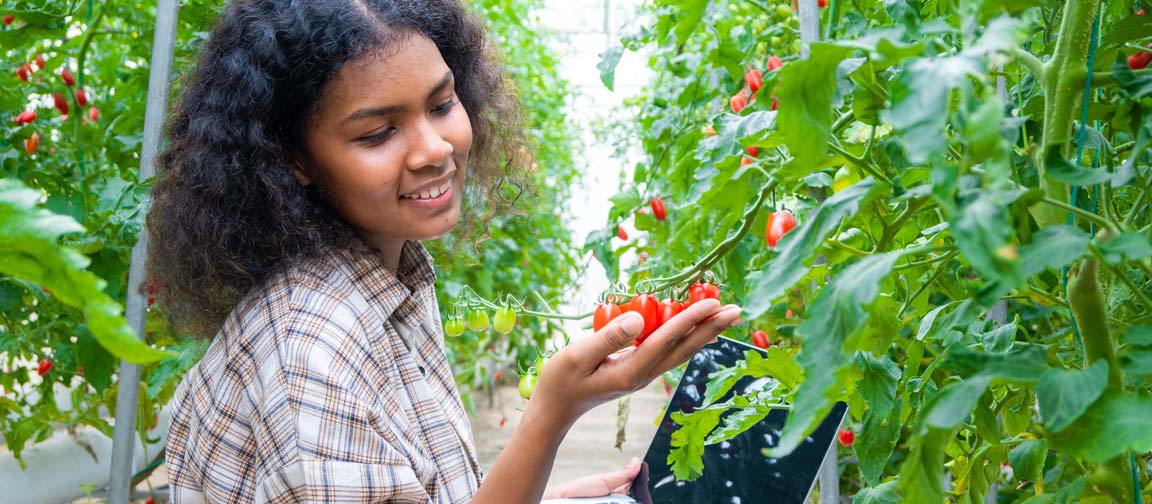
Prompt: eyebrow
<box><xmin>341</xmin><ymin>70</ymin><xmax>455</xmax><ymax>124</ymax></box>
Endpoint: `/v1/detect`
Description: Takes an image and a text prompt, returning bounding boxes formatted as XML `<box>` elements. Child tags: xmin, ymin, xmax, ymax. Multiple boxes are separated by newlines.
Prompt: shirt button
<box><xmin>417</xmin><ymin>365</ymin><xmax>426</xmax><ymax>376</ymax></box>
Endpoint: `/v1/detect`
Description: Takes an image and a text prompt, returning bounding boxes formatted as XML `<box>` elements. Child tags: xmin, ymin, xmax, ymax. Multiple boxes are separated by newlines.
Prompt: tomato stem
<box><xmin>1037</xmin><ymin>196</ymin><xmax>1113</xmax><ymax>229</ymax></box>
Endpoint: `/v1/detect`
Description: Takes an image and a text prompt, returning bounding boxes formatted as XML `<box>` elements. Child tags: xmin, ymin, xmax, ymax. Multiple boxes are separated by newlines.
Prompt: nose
<box><xmin>404</xmin><ymin>118</ymin><xmax>454</xmax><ymax>171</ymax></box>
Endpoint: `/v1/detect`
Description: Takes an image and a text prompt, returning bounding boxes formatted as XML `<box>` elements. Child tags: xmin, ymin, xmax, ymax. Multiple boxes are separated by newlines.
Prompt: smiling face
<box><xmin>299</xmin><ymin>33</ymin><xmax>472</xmax><ymax>259</ymax></box>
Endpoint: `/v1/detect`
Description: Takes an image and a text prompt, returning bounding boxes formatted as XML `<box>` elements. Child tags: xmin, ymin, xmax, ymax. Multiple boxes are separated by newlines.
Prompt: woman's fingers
<box><xmin>647</xmin><ymin>305</ymin><xmax>742</xmax><ymax>378</ymax></box>
<box><xmin>566</xmin><ymin>312</ymin><xmax>645</xmax><ymax>373</ymax></box>
<box><xmin>631</xmin><ymin>300</ymin><xmax>730</xmax><ymax>377</ymax></box>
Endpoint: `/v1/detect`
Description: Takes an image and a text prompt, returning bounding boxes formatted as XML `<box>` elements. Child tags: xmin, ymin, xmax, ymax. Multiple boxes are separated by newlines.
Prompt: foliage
<box><xmin>0</xmin><ymin>0</ymin><xmax>581</xmax><ymax>463</ymax></box>
<box><xmin>591</xmin><ymin>0</ymin><xmax>1152</xmax><ymax>501</ymax></box>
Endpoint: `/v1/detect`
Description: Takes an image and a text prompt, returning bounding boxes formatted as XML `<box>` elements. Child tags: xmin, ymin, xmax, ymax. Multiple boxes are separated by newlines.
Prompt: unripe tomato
<box><xmin>493</xmin><ymin>306</ymin><xmax>516</xmax><ymax>334</ymax></box>
<box><xmin>751</xmin><ymin>330</ymin><xmax>770</xmax><ymax>349</ymax></box>
<box><xmin>774</xmin><ymin>4</ymin><xmax>792</xmax><ymax>19</ymax></box>
<box><xmin>838</xmin><ymin>428</ymin><xmax>855</xmax><ymax>447</ymax></box>
<box><xmin>518</xmin><ymin>373</ymin><xmax>536</xmax><ymax>400</ymax></box>
<box><xmin>765</xmin><ymin>209</ymin><xmax>798</xmax><ymax>248</ymax></box>
<box><xmin>629</xmin><ymin>294</ymin><xmax>660</xmax><ymax>346</ymax></box>
<box><xmin>744</xmin><ymin>69</ymin><xmax>763</xmax><ymax>95</ymax></box>
<box><xmin>688</xmin><ymin>282</ymin><xmax>720</xmax><ymax>305</ymax></box>
<box><xmin>444</xmin><ymin>317</ymin><xmax>466</xmax><ymax>337</ymax></box>
<box><xmin>593</xmin><ymin>302</ymin><xmax>622</xmax><ymax>332</ymax></box>
<box><xmin>61</xmin><ymin>68</ymin><xmax>75</xmax><ymax>87</ymax></box>
<box><xmin>766</xmin><ymin>55</ymin><xmax>784</xmax><ymax>72</ymax></box>
<box><xmin>650</xmin><ymin>197</ymin><xmax>667</xmax><ymax>221</ymax></box>
<box><xmin>24</xmin><ymin>132</ymin><xmax>39</xmax><ymax>155</ymax></box>
<box><xmin>466</xmin><ymin>309</ymin><xmax>490</xmax><ymax>331</ymax></box>
<box><xmin>657</xmin><ymin>298</ymin><xmax>684</xmax><ymax>327</ymax></box>
<box><xmin>37</xmin><ymin>358</ymin><xmax>52</xmax><ymax>377</ymax></box>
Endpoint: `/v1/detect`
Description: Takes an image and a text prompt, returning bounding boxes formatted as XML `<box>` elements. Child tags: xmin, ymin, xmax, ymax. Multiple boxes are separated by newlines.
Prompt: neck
<box><xmin>362</xmin><ymin>234</ymin><xmax>406</xmax><ymax>271</ymax></box>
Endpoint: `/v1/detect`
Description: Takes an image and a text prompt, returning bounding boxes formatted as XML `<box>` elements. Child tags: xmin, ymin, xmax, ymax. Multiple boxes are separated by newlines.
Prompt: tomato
<box><xmin>657</xmin><ymin>298</ymin><xmax>684</xmax><ymax>327</ymax></box>
<box><xmin>818</xmin><ymin>0</ymin><xmax>827</xmax><ymax>7</ymax></box>
<box><xmin>744</xmin><ymin>69</ymin><xmax>763</xmax><ymax>95</ymax></box>
<box><xmin>493</xmin><ymin>306</ymin><xmax>516</xmax><ymax>334</ymax></box>
<box><xmin>765</xmin><ymin>209</ymin><xmax>798</xmax><ymax>248</ymax></box>
<box><xmin>688</xmin><ymin>282</ymin><xmax>720</xmax><ymax>305</ymax></box>
<box><xmin>617</xmin><ymin>224</ymin><xmax>628</xmax><ymax>241</ymax></box>
<box><xmin>15</xmin><ymin>110</ymin><xmax>36</xmax><ymax>124</ymax></box>
<box><xmin>741</xmin><ymin>157</ymin><xmax>753</xmax><ymax>167</ymax></box>
<box><xmin>518</xmin><ymin>373</ymin><xmax>537</xmax><ymax>400</ymax></box>
<box><xmin>34</xmin><ymin>53</ymin><xmax>45</xmax><ymax>69</ymax></box>
<box><xmin>629</xmin><ymin>294</ymin><xmax>660</xmax><ymax>346</ymax></box>
<box><xmin>838</xmin><ymin>429</ymin><xmax>855</xmax><ymax>447</ymax></box>
<box><xmin>534</xmin><ymin>354</ymin><xmax>550</xmax><ymax>374</ymax></box>
<box><xmin>593</xmin><ymin>302</ymin><xmax>622</xmax><ymax>332</ymax></box>
<box><xmin>745</xmin><ymin>146</ymin><xmax>759</xmax><ymax>158</ymax></box>
<box><xmin>444</xmin><ymin>317</ymin><xmax>466</xmax><ymax>337</ymax></box>
<box><xmin>494</xmin><ymin>371</ymin><xmax>503</xmax><ymax>382</ymax></box>
<box><xmin>751</xmin><ymin>330</ymin><xmax>770</xmax><ymax>349</ymax></box>
<box><xmin>37</xmin><ymin>358</ymin><xmax>52</xmax><ymax>377</ymax></box>
<box><xmin>466</xmin><ymin>310</ymin><xmax>490</xmax><ymax>331</ymax></box>
<box><xmin>145</xmin><ymin>497</ymin><xmax>155</xmax><ymax>504</ymax></box>
<box><xmin>650</xmin><ymin>197</ymin><xmax>667</xmax><ymax>221</ymax></box>
<box><xmin>2</xmin><ymin>15</ymin><xmax>14</xmax><ymax>25</ymax></box>
<box><xmin>61</xmin><ymin>68</ymin><xmax>75</xmax><ymax>87</ymax></box>
<box><xmin>702</xmin><ymin>124</ymin><xmax>717</xmax><ymax>137</ymax></box>
<box><xmin>24</xmin><ymin>132</ymin><xmax>39</xmax><ymax>155</ymax></box>
<box><xmin>53</xmin><ymin>91</ymin><xmax>69</xmax><ymax>116</ymax></box>
<box><xmin>16</xmin><ymin>63</ymin><xmax>30</xmax><ymax>82</ymax></box>
<box><xmin>88</xmin><ymin>106</ymin><xmax>99</xmax><ymax>122</ymax></box>
<box><xmin>1129</xmin><ymin>45</ymin><xmax>1152</xmax><ymax>70</ymax></box>
<box><xmin>730</xmin><ymin>93</ymin><xmax>747</xmax><ymax>113</ymax></box>
<box><xmin>771</xmin><ymin>95</ymin><xmax>778</xmax><ymax>111</ymax></box>
<box><xmin>766</xmin><ymin>55</ymin><xmax>784</xmax><ymax>72</ymax></box>
<box><xmin>76</xmin><ymin>88</ymin><xmax>88</xmax><ymax>106</ymax></box>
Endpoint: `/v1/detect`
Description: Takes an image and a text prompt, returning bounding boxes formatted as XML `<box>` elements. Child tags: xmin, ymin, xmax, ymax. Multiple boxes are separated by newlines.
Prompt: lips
<box><xmin>400</xmin><ymin>172</ymin><xmax>455</xmax><ymax>200</ymax></box>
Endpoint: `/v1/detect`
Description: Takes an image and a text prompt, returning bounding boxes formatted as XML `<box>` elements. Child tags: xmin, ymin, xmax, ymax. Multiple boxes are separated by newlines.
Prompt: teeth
<box><xmin>403</xmin><ymin>180</ymin><xmax>452</xmax><ymax>200</ymax></box>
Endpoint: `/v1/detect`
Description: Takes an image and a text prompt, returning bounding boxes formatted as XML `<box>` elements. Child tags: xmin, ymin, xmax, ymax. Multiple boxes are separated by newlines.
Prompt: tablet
<box><xmin>628</xmin><ymin>336</ymin><xmax>847</xmax><ymax>504</ymax></box>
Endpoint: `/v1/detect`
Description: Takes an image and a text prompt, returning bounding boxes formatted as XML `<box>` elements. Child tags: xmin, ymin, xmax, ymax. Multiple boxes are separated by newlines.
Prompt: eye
<box><xmin>433</xmin><ymin>98</ymin><xmax>457</xmax><ymax>115</ymax></box>
<box><xmin>357</xmin><ymin>127</ymin><xmax>394</xmax><ymax>144</ymax></box>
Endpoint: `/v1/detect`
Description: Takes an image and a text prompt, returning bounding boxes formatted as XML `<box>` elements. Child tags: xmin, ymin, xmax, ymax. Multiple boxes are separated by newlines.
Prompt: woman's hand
<box><xmin>541</xmin><ymin>457</ymin><xmax>642</xmax><ymax>499</ymax></box>
<box><xmin>526</xmin><ymin>299</ymin><xmax>742</xmax><ymax>430</ymax></box>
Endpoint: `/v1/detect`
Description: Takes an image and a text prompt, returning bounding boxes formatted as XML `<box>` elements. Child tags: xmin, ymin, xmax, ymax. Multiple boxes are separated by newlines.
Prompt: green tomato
<box><xmin>518</xmin><ymin>373</ymin><xmax>537</xmax><ymax>400</ymax></box>
<box><xmin>770</xmin><ymin>36</ymin><xmax>783</xmax><ymax>48</ymax></box>
<box><xmin>775</xmin><ymin>4</ymin><xmax>792</xmax><ymax>19</ymax></box>
<box><xmin>466</xmin><ymin>310</ymin><xmax>490</xmax><ymax>332</ymax></box>
<box><xmin>534</xmin><ymin>354</ymin><xmax>550</xmax><ymax>374</ymax></box>
<box><xmin>493</xmin><ymin>306</ymin><xmax>517</xmax><ymax>334</ymax></box>
<box><xmin>444</xmin><ymin>318</ymin><xmax>466</xmax><ymax>337</ymax></box>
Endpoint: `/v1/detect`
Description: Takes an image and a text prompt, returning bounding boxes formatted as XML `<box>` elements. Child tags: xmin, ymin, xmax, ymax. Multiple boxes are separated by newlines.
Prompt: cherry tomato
<box><xmin>1129</xmin><ymin>45</ymin><xmax>1152</xmax><ymax>70</ymax></box>
<box><xmin>617</xmin><ymin>224</ymin><xmax>628</xmax><ymax>241</ymax></box>
<box><xmin>52</xmin><ymin>92</ymin><xmax>69</xmax><ymax>116</ymax></box>
<box><xmin>766</xmin><ymin>55</ymin><xmax>784</xmax><ymax>72</ymax></box>
<box><xmin>24</xmin><ymin>132</ymin><xmax>39</xmax><ymax>155</ymax></box>
<box><xmin>745</xmin><ymin>146</ymin><xmax>759</xmax><ymax>158</ymax></box>
<box><xmin>518</xmin><ymin>373</ymin><xmax>537</xmax><ymax>400</ymax></box>
<box><xmin>15</xmin><ymin>110</ymin><xmax>36</xmax><ymax>124</ymax></box>
<box><xmin>629</xmin><ymin>294</ymin><xmax>660</xmax><ymax>346</ymax></box>
<box><xmin>751</xmin><ymin>330</ymin><xmax>770</xmax><ymax>349</ymax></box>
<box><xmin>593</xmin><ymin>302</ymin><xmax>622</xmax><ymax>332</ymax></box>
<box><xmin>61</xmin><ymin>68</ymin><xmax>75</xmax><ymax>87</ymax></box>
<box><xmin>444</xmin><ymin>317</ymin><xmax>466</xmax><ymax>337</ymax></box>
<box><xmin>494</xmin><ymin>371</ymin><xmax>503</xmax><ymax>382</ymax></box>
<box><xmin>493</xmin><ymin>306</ymin><xmax>516</xmax><ymax>334</ymax></box>
<box><xmin>88</xmin><ymin>106</ymin><xmax>99</xmax><ymax>122</ymax></box>
<box><xmin>75</xmin><ymin>88</ymin><xmax>88</xmax><ymax>106</ymax></box>
<box><xmin>765</xmin><ymin>209</ymin><xmax>798</xmax><ymax>248</ymax></box>
<box><xmin>688</xmin><ymin>282</ymin><xmax>720</xmax><ymax>305</ymax></box>
<box><xmin>650</xmin><ymin>197</ymin><xmax>667</xmax><ymax>221</ymax></box>
<box><xmin>37</xmin><ymin>358</ymin><xmax>52</xmax><ymax>377</ymax></box>
<box><xmin>16</xmin><ymin>63</ymin><xmax>30</xmax><ymax>82</ymax></box>
<box><xmin>657</xmin><ymin>298</ymin><xmax>684</xmax><ymax>327</ymax></box>
<box><xmin>838</xmin><ymin>429</ymin><xmax>855</xmax><ymax>447</ymax></box>
<box><xmin>3</xmin><ymin>15</ymin><xmax>14</xmax><ymax>25</ymax></box>
<box><xmin>730</xmin><ymin>93</ymin><xmax>747</xmax><ymax>113</ymax></box>
<box><xmin>744</xmin><ymin>69</ymin><xmax>763</xmax><ymax>94</ymax></box>
<box><xmin>703</xmin><ymin>124</ymin><xmax>717</xmax><ymax>137</ymax></box>
<box><xmin>35</xmin><ymin>53</ymin><xmax>45</xmax><ymax>69</ymax></box>
<box><xmin>466</xmin><ymin>310</ymin><xmax>490</xmax><ymax>331</ymax></box>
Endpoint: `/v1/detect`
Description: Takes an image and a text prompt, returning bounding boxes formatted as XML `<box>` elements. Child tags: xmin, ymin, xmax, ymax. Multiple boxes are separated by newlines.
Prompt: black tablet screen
<box><xmin>632</xmin><ymin>337</ymin><xmax>847</xmax><ymax>504</ymax></box>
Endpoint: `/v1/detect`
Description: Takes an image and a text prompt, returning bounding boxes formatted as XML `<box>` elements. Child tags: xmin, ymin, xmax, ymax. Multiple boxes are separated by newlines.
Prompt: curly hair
<box><xmin>147</xmin><ymin>0</ymin><xmax>527</xmax><ymax>338</ymax></box>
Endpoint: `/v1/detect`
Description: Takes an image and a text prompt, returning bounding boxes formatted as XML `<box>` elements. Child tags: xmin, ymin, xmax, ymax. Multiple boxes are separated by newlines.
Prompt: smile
<box><xmin>400</xmin><ymin>179</ymin><xmax>453</xmax><ymax>200</ymax></box>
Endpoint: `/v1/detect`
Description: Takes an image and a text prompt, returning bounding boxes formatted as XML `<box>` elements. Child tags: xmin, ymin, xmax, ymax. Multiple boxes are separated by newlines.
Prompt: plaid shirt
<box><xmin>166</xmin><ymin>240</ymin><xmax>481</xmax><ymax>503</ymax></box>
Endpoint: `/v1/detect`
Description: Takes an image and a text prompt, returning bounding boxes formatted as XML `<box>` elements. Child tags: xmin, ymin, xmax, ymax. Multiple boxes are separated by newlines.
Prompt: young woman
<box><xmin>147</xmin><ymin>0</ymin><xmax>742</xmax><ymax>502</ymax></box>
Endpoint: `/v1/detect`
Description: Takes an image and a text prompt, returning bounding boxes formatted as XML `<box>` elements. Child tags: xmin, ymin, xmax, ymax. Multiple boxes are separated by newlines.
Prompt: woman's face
<box><xmin>301</xmin><ymin>34</ymin><xmax>472</xmax><ymax>246</ymax></box>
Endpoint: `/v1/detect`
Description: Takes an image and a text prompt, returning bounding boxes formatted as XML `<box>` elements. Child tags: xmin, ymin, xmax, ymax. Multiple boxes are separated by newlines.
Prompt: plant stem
<box><xmin>1038</xmin><ymin>196</ymin><xmax>1112</xmax><ymax>228</ymax></box>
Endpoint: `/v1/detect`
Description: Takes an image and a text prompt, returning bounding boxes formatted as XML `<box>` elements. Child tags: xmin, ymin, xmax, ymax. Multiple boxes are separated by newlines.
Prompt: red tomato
<box><xmin>657</xmin><ymin>298</ymin><xmax>684</xmax><ymax>327</ymax></box>
<box><xmin>15</xmin><ymin>109</ymin><xmax>36</xmax><ymax>124</ymax></box>
<box><xmin>766</xmin><ymin>55</ymin><xmax>784</xmax><ymax>72</ymax></box>
<box><xmin>688</xmin><ymin>282</ymin><xmax>720</xmax><ymax>305</ymax></box>
<box><xmin>1129</xmin><ymin>46</ymin><xmax>1152</xmax><ymax>70</ymax></box>
<box><xmin>53</xmin><ymin>92</ymin><xmax>69</xmax><ymax>116</ymax></box>
<box><xmin>494</xmin><ymin>371</ymin><xmax>503</xmax><ymax>382</ymax></box>
<box><xmin>741</xmin><ymin>157</ymin><xmax>753</xmax><ymax>167</ymax></box>
<box><xmin>16</xmin><ymin>63</ymin><xmax>30</xmax><ymax>82</ymax></box>
<box><xmin>818</xmin><ymin>0</ymin><xmax>827</xmax><ymax>7</ymax></box>
<box><xmin>703</xmin><ymin>124</ymin><xmax>717</xmax><ymax>137</ymax></box>
<box><xmin>751</xmin><ymin>330</ymin><xmax>770</xmax><ymax>349</ymax></box>
<box><xmin>34</xmin><ymin>53</ymin><xmax>45</xmax><ymax>69</ymax></box>
<box><xmin>617</xmin><ymin>224</ymin><xmax>628</xmax><ymax>240</ymax></box>
<box><xmin>593</xmin><ymin>302</ymin><xmax>622</xmax><ymax>332</ymax></box>
<box><xmin>76</xmin><ymin>88</ymin><xmax>89</xmax><ymax>106</ymax></box>
<box><xmin>629</xmin><ymin>294</ymin><xmax>660</xmax><ymax>346</ymax></box>
<box><xmin>746</xmin><ymin>146</ymin><xmax>759</xmax><ymax>158</ymax></box>
<box><xmin>3</xmin><ymin>15</ymin><xmax>14</xmax><ymax>25</ymax></box>
<box><xmin>730</xmin><ymin>93</ymin><xmax>747</xmax><ymax>113</ymax></box>
<box><xmin>744</xmin><ymin>69</ymin><xmax>763</xmax><ymax>94</ymax></box>
<box><xmin>37</xmin><ymin>358</ymin><xmax>52</xmax><ymax>377</ymax></box>
<box><xmin>61</xmin><ymin>68</ymin><xmax>75</xmax><ymax>87</ymax></box>
<box><xmin>650</xmin><ymin>197</ymin><xmax>667</xmax><ymax>221</ymax></box>
<box><xmin>24</xmin><ymin>132</ymin><xmax>39</xmax><ymax>155</ymax></box>
<box><xmin>765</xmin><ymin>209</ymin><xmax>798</xmax><ymax>248</ymax></box>
<box><xmin>838</xmin><ymin>429</ymin><xmax>856</xmax><ymax>447</ymax></box>
<box><xmin>88</xmin><ymin>106</ymin><xmax>99</xmax><ymax>122</ymax></box>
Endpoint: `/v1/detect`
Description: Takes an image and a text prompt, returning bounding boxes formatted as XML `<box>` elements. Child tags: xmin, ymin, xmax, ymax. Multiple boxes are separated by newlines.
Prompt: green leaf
<box><xmin>855</xmin><ymin>352</ymin><xmax>901</xmax><ymax>416</ymax></box>
<box><xmin>979</xmin><ymin>318</ymin><xmax>1016</xmax><ymax>354</ymax></box>
<box><xmin>667</xmin><ymin>408</ymin><xmax>724</xmax><ymax>481</ymax></box>
<box><xmin>744</xmin><ymin>178</ymin><xmax>879</xmax><ymax>319</ymax></box>
<box><xmin>1019</xmin><ymin>225</ymin><xmax>1091</xmax><ymax>278</ymax></box>
<box><xmin>774</xmin><ymin>43</ymin><xmax>853</xmax><ymax>176</ymax></box>
<box><xmin>1096</xmin><ymin>232</ymin><xmax>1152</xmax><ymax>265</ymax></box>
<box><xmin>765</xmin><ymin>251</ymin><xmax>901</xmax><ymax>457</ymax></box>
<box><xmin>1050</xmin><ymin>391</ymin><xmax>1152</xmax><ymax>462</ymax></box>
<box><xmin>1037</xmin><ymin>360</ymin><xmax>1109</xmax><ymax>433</ymax></box>
<box><xmin>1044</xmin><ymin>147</ymin><xmax>1122</xmax><ymax>186</ymax></box>
<box><xmin>76</xmin><ymin>326</ymin><xmax>115</xmax><ymax>393</ymax></box>
<box><xmin>1008</xmin><ymin>439</ymin><xmax>1048</xmax><ymax>484</ymax></box>
<box><xmin>1018</xmin><ymin>477</ymin><xmax>1085</xmax><ymax>504</ymax></box>
<box><xmin>897</xmin><ymin>426</ymin><xmax>952</xmax><ymax>503</ymax></box>
<box><xmin>672</xmin><ymin>0</ymin><xmax>707</xmax><ymax>44</ymax></box>
<box><xmin>597</xmin><ymin>45</ymin><xmax>624</xmax><ymax>91</ymax></box>
<box><xmin>951</xmin><ymin>190</ymin><xmax>1022</xmax><ymax>297</ymax></box>
<box><xmin>886</xmin><ymin>55</ymin><xmax>982</xmax><ymax>163</ymax></box>
<box><xmin>924</xmin><ymin>376</ymin><xmax>992</xmax><ymax>429</ymax></box>
<box><xmin>853</xmin><ymin>480</ymin><xmax>901</xmax><ymax>504</ymax></box>
<box><xmin>857</xmin><ymin>398</ymin><xmax>903</xmax><ymax>486</ymax></box>
<box><xmin>1123</xmin><ymin>325</ymin><xmax>1152</xmax><ymax>346</ymax></box>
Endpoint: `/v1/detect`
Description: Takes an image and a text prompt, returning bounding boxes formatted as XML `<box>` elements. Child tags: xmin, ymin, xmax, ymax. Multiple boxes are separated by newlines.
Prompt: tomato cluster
<box><xmin>593</xmin><ymin>281</ymin><xmax>722</xmax><ymax>346</ymax></box>
<box><xmin>443</xmin><ymin>306</ymin><xmax>518</xmax><ymax>336</ymax></box>
<box><xmin>10</xmin><ymin>54</ymin><xmax>101</xmax><ymax>157</ymax></box>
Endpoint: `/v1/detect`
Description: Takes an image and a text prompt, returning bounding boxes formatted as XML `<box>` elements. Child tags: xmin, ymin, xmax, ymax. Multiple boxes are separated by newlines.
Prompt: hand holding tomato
<box><xmin>522</xmin><ymin>299</ymin><xmax>742</xmax><ymax>428</ymax></box>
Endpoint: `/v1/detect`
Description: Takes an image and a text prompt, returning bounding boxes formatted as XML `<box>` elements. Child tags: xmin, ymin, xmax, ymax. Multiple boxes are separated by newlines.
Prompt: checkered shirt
<box><xmin>165</xmin><ymin>240</ymin><xmax>481</xmax><ymax>503</ymax></box>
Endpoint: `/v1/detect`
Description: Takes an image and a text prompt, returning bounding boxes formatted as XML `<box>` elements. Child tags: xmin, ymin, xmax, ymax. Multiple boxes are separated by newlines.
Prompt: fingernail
<box><xmin>729</xmin><ymin>318</ymin><xmax>745</xmax><ymax>327</ymax></box>
<box><xmin>620</xmin><ymin>313</ymin><xmax>644</xmax><ymax>336</ymax></box>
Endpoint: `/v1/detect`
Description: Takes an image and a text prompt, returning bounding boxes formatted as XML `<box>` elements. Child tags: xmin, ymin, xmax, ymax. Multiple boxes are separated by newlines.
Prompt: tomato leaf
<box><xmin>857</xmin><ymin>397</ymin><xmax>903</xmax><ymax>486</ymax></box>
<box><xmin>1096</xmin><ymin>232</ymin><xmax>1152</xmax><ymax>264</ymax></box>
<box><xmin>852</xmin><ymin>480</ymin><xmax>901</xmax><ymax>504</ymax></box>
<box><xmin>1049</xmin><ymin>391</ymin><xmax>1152</xmax><ymax>462</ymax></box>
<box><xmin>1019</xmin><ymin>224</ymin><xmax>1091</xmax><ymax>277</ymax></box>
<box><xmin>1008</xmin><ymin>438</ymin><xmax>1049</xmax><ymax>485</ymax></box>
<box><xmin>1037</xmin><ymin>360</ymin><xmax>1109</xmax><ymax>433</ymax></box>
<box><xmin>667</xmin><ymin>408</ymin><xmax>723</xmax><ymax>481</ymax></box>
<box><xmin>855</xmin><ymin>352</ymin><xmax>901</xmax><ymax>416</ymax></box>
<box><xmin>774</xmin><ymin>43</ymin><xmax>853</xmax><ymax>178</ymax></box>
<box><xmin>897</xmin><ymin>426</ymin><xmax>952</xmax><ymax>503</ymax></box>
<box><xmin>1122</xmin><ymin>325</ymin><xmax>1152</xmax><ymax>346</ymax></box>
<box><xmin>597</xmin><ymin>45</ymin><xmax>624</xmax><ymax>91</ymax></box>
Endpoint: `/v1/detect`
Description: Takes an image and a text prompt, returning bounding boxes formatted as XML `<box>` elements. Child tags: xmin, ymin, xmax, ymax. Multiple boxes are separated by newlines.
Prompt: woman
<box><xmin>147</xmin><ymin>0</ymin><xmax>742</xmax><ymax>502</ymax></box>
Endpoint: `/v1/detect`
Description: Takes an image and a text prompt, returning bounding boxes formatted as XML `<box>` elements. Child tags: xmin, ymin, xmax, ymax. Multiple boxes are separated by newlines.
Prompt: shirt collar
<box><xmin>335</xmin><ymin>237</ymin><xmax>437</xmax><ymax>321</ymax></box>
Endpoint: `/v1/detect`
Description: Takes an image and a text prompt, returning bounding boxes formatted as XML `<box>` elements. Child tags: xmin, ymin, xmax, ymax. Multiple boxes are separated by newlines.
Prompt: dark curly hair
<box><xmin>147</xmin><ymin>0</ymin><xmax>527</xmax><ymax>338</ymax></box>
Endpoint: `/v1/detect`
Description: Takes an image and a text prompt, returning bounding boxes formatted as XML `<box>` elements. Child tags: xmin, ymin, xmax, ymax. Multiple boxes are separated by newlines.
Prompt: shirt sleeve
<box><xmin>252</xmin><ymin>291</ymin><xmax>432</xmax><ymax>503</ymax></box>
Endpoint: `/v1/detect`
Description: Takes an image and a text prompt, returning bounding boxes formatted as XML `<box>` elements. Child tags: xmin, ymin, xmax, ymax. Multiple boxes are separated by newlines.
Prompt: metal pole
<box><xmin>108</xmin><ymin>0</ymin><xmax>180</xmax><ymax>501</ymax></box>
<box><xmin>797</xmin><ymin>0</ymin><xmax>820</xmax><ymax>60</ymax></box>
